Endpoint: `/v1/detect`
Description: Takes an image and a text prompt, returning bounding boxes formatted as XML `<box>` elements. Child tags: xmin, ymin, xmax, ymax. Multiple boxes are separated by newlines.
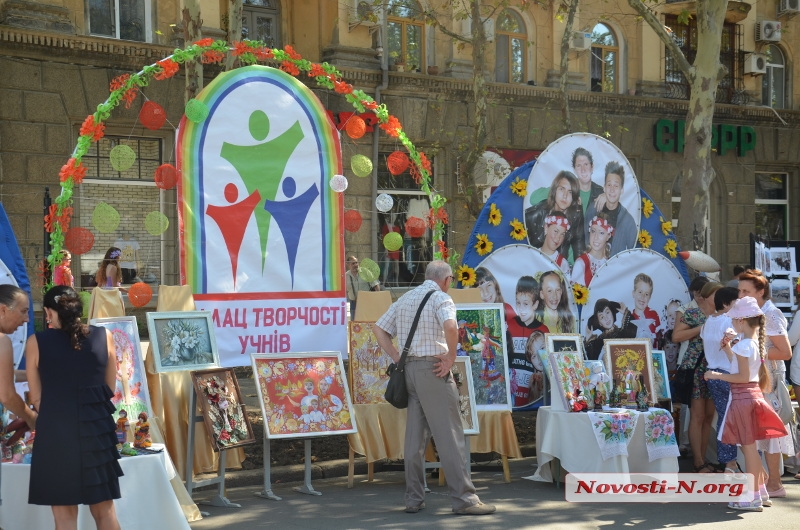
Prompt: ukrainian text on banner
<box><xmin>178</xmin><ymin>65</ymin><xmax>346</xmax><ymax>367</ymax></box>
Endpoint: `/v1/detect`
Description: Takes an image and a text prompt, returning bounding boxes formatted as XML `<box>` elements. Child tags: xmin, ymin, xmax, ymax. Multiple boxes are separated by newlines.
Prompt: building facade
<box><xmin>1</xmin><ymin>0</ymin><xmax>798</xmax><ymax>294</ymax></box>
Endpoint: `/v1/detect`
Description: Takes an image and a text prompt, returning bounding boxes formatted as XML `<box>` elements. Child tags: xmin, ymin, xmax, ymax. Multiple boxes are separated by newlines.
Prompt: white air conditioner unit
<box><xmin>348</xmin><ymin>0</ymin><xmax>379</xmax><ymax>29</ymax></box>
<box><xmin>755</xmin><ymin>21</ymin><xmax>782</xmax><ymax>42</ymax></box>
<box><xmin>570</xmin><ymin>32</ymin><xmax>592</xmax><ymax>51</ymax></box>
<box><xmin>744</xmin><ymin>53</ymin><xmax>767</xmax><ymax>75</ymax></box>
<box><xmin>778</xmin><ymin>0</ymin><xmax>800</xmax><ymax>16</ymax></box>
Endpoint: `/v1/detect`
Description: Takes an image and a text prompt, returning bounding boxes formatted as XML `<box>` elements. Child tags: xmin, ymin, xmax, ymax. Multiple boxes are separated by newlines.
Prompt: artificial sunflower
<box><xmin>642</xmin><ymin>198</ymin><xmax>654</xmax><ymax>218</ymax></box>
<box><xmin>474</xmin><ymin>234</ymin><xmax>493</xmax><ymax>256</ymax></box>
<box><xmin>510</xmin><ymin>177</ymin><xmax>527</xmax><ymax>197</ymax></box>
<box><xmin>488</xmin><ymin>203</ymin><xmax>502</xmax><ymax>226</ymax></box>
<box><xmin>660</xmin><ymin>217</ymin><xmax>673</xmax><ymax>236</ymax></box>
<box><xmin>456</xmin><ymin>265</ymin><xmax>476</xmax><ymax>287</ymax></box>
<box><xmin>571</xmin><ymin>283</ymin><xmax>589</xmax><ymax>305</ymax></box>
<box><xmin>664</xmin><ymin>238</ymin><xmax>678</xmax><ymax>258</ymax></box>
<box><xmin>638</xmin><ymin>229</ymin><xmax>652</xmax><ymax>248</ymax></box>
<box><xmin>509</xmin><ymin>218</ymin><xmax>527</xmax><ymax>241</ymax></box>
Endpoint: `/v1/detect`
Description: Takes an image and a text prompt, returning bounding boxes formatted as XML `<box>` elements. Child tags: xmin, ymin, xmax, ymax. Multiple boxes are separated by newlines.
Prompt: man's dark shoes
<box><xmin>454</xmin><ymin>502</ymin><xmax>496</xmax><ymax>515</ymax></box>
<box><xmin>405</xmin><ymin>502</ymin><xmax>425</xmax><ymax>513</ymax></box>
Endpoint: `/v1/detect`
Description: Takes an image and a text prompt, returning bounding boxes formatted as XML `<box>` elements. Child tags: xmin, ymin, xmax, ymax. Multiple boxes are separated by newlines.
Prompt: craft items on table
<box><xmin>585</xmin><ymin>360</ymin><xmax>610</xmax><ymax>410</ymax></box>
<box><xmin>642</xmin><ymin>408</ymin><xmax>681</xmax><ymax>462</ymax></box>
<box><xmin>602</xmin><ymin>339</ymin><xmax>656</xmax><ymax>409</ymax></box>
<box><xmin>116</xmin><ymin>410</ymin><xmax>130</xmax><ymax>446</ymax></box>
<box><xmin>587</xmin><ymin>410</ymin><xmax>639</xmax><ymax>460</ymax></box>
<box><xmin>134</xmin><ymin>412</ymin><xmax>152</xmax><ymax>449</ymax></box>
<box><xmin>190</xmin><ymin>368</ymin><xmax>255</xmax><ymax>451</ymax></box>
<box><xmin>451</xmin><ymin>357</ymin><xmax>480</xmax><ymax>435</ymax></box>
<box><xmin>548</xmin><ymin>350</ymin><xmax>589</xmax><ymax>411</ymax></box>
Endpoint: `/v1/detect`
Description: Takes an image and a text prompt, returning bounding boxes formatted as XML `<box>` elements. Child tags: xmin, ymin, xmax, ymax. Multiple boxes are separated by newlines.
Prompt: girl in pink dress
<box><xmin>704</xmin><ymin>296</ymin><xmax>787</xmax><ymax>512</ymax></box>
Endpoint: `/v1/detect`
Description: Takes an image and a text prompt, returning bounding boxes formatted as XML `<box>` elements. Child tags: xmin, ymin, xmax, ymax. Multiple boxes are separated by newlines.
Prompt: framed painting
<box><xmin>146</xmin><ymin>311</ymin><xmax>220</xmax><ymax>373</ymax></box>
<box><xmin>769</xmin><ymin>246</ymin><xmax>796</xmax><ymax>274</ymax></box>
<box><xmin>455</xmin><ymin>304</ymin><xmax>512</xmax><ymax>411</ymax></box>
<box><xmin>452</xmin><ymin>357</ymin><xmax>479</xmax><ymax>435</ymax></box>
<box><xmin>602</xmin><ymin>339</ymin><xmax>655</xmax><ymax>405</ymax></box>
<box><xmin>348</xmin><ymin>321</ymin><xmax>395</xmax><ymax>404</ymax></box>
<box><xmin>548</xmin><ymin>351</ymin><xmax>589</xmax><ymax>410</ymax></box>
<box><xmin>190</xmin><ymin>368</ymin><xmax>256</xmax><ymax>451</ymax></box>
<box><xmin>90</xmin><ymin>316</ymin><xmax>153</xmax><ymax>425</ymax></box>
<box><xmin>651</xmin><ymin>350</ymin><xmax>671</xmax><ymax>401</ymax></box>
<box><xmin>546</xmin><ymin>333</ymin><xmax>584</xmax><ymax>358</ymax></box>
<box><xmin>770</xmin><ymin>277</ymin><xmax>794</xmax><ymax>308</ymax></box>
<box><xmin>251</xmin><ymin>352</ymin><xmax>357</xmax><ymax>440</ymax></box>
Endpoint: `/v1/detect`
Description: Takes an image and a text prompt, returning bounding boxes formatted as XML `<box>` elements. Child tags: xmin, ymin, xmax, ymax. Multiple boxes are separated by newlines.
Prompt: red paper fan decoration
<box><xmin>343</xmin><ymin>209</ymin><xmax>362</xmax><ymax>232</ymax></box>
<box><xmin>127</xmin><ymin>282</ymin><xmax>153</xmax><ymax>308</ymax></box>
<box><xmin>154</xmin><ymin>164</ymin><xmax>178</xmax><ymax>190</ymax></box>
<box><xmin>387</xmin><ymin>151</ymin><xmax>409</xmax><ymax>175</ymax></box>
<box><xmin>345</xmin><ymin>116</ymin><xmax>366</xmax><ymax>139</ymax></box>
<box><xmin>63</xmin><ymin>227</ymin><xmax>95</xmax><ymax>255</ymax></box>
<box><xmin>139</xmin><ymin>101</ymin><xmax>167</xmax><ymax>130</ymax></box>
<box><xmin>405</xmin><ymin>216</ymin><xmax>426</xmax><ymax>238</ymax></box>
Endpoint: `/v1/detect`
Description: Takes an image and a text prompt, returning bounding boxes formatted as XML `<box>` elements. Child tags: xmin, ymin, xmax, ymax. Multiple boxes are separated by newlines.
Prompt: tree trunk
<box><xmin>226</xmin><ymin>0</ymin><xmax>243</xmax><ymax>70</ymax></box>
<box><xmin>558</xmin><ymin>0</ymin><xmax>579</xmax><ymax>133</ymax></box>
<box><xmin>183</xmin><ymin>0</ymin><xmax>203</xmax><ymax>102</ymax></box>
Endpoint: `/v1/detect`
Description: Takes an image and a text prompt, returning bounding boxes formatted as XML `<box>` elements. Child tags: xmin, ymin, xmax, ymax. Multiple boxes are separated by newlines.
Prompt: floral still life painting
<box><xmin>251</xmin><ymin>352</ymin><xmax>357</xmax><ymax>440</ymax></box>
<box><xmin>349</xmin><ymin>322</ymin><xmax>395</xmax><ymax>404</ymax></box>
<box><xmin>191</xmin><ymin>368</ymin><xmax>255</xmax><ymax>451</ymax></box>
<box><xmin>602</xmin><ymin>339</ymin><xmax>655</xmax><ymax>407</ymax></box>
<box><xmin>147</xmin><ymin>311</ymin><xmax>220</xmax><ymax>372</ymax></box>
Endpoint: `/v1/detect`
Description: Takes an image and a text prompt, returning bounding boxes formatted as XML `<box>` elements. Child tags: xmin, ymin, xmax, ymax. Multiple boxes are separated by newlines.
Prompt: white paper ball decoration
<box><xmin>329</xmin><ymin>174</ymin><xmax>348</xmax><ymax>193</ymax></box>
<box><xmin>376</xmin><ymin>193</ymin><xmax>394</xmax><ymax>212</ymax></box>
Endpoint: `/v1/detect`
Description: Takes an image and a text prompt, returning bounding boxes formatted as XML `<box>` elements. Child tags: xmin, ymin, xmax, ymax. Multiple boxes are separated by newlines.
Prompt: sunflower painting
<box><xmin>602</xmin><ymin>339</ymin><xmax>655</xmax><ymax>406</ymax></box>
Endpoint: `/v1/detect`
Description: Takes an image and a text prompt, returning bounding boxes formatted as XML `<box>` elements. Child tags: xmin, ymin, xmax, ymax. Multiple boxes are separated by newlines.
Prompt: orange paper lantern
<box><xmin>63</xmin><ymin>227</ymin><xmax>94</xmax><ymax>255</ymax></box>
<box><xmin>387</xmin><ymin>151</ymin><xmax>410</xmax><ymax>175</ymax></box>
<box><xmin>154</xmin><ymin>164</ymin><xmax>178</xmax><ymax>190</ymax></box>
<box><xmin>127</xmin><ymin>282</ymin><xmax>153</xmax><ymax>308</ymax></box>
<box><xmin>405</xmin><ymin>216</ymin><xmax>426</xmax><ymax>238</ymax></box>
<box><xmin>345</xmin><ymin>116</ymin><xmax>366</xmax><ymax>139</ymax></box>
<box><xmin>139</xmin><ymin>101</ymin><xmax>167</xmax><ymax>130</ymax></box>
<box><xmin>343</xmin><ymin>209</ymin><xmax>362</xmax><ymax>232</ymax></box>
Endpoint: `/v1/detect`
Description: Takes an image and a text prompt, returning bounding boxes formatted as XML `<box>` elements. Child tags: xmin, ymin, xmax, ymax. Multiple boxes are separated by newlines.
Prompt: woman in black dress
<box><xmin>26</xmin><ymin>285</ymin><xmax>122</xmax><ymax>530</ymax></box>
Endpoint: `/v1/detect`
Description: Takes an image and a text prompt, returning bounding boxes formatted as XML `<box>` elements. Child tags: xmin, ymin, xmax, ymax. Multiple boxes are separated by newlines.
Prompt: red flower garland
<box><xmin>280</xmin><ymin>61</ymin><xmax>300</xmax><ymax>76</ymax></box>
<box><xmin>194</xmin><ymin>38</ymin><xmax>214</xmax><ymax>47</ymax></box>
<box><xmin>154</xmin><ymin>58</ymin><xmax>179</xmax><ymax>80</ymax></box>
<box><xmin>284</xmin><ymin>44</ymin><xmax>301</xmax><ymax>60</ymax></box>
<box><xmin>308</xmin><ymin>64</ymin><xmax>326</xmax><ymax>78</ymax></box>
<box><xmin>202</xmin><ymin>50</ymin><xmax>226</xmax><ymax>64</ymax></box>
<box><xmin>79</xmin><ymin>115</ymin><xmax>104</xmax><ymax>141</ymax></box>
<box><xmin>59</xmin><ymin>158</ymin><xmax>87</xmax><ymax>185</ymax></box>
<box><xmin>379</xmin><ymin>115</ymin><xmax>401</xmax><ymax>138</ymax></box>
<box><xmin>436</xmin><ymin>240</ymin><xmax>449</xmax><ymax>260</ymax></box>
<box><xmin>110</xmin><ymin>74</ymin><xmax>139</xmax><ymax>108</ymax></box>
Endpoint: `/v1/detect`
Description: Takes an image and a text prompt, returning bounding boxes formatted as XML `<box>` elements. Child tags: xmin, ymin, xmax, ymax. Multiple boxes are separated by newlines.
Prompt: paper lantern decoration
<box><xmin>127</xmin><ymin>282</ymin><xmax>153</xmax><ymax>308</ymax></box>
<box><xmin>185</xmin><ymin>99</ymin><xmax>209</xmax><ymax>123</ymax></box>
<box><xmin>139</xmin><ymin>101</ymin><xmax>166</xmax><ymax>130</ymax></box>
<box><xmin>63</xmin><ymin>227</ymin><xmax>95</xmax><ymax>255</ymax></box>
<box><xmin>154</xmin><ymin>164</ymin><xmax>178</xmax><ymax>190</ymax></box>
<box><xmin>387</xmin><ymin>151</ymin><xmax>410</xmax><ymax>175</ymax></box>
<box><xmin>350</xmin><ymin>154</ymin><xmax>373</xmax><ymax>178</ymax></box>
<box><xmin>343</xmin><ymin>210</ymin><xmax>362</xmax><ymax>232</ymax></box>
<box><xmin>376</xmin><ymin>193</ymin><xmax>393</xmax><ymax>212</ymax></box>
<box><xmin>358</xmin><ymin>258</ymin><xmax>381</xmax><ymax>283</ymax></box>
<box><xmin>329</xmin><ymin>174</ymin><xmax>348</xmax><ymax>193</ymax></box>
<box><xmin>92</xmin><ymin>202</ymin><xmax>120</xmax><ymax>233</ymax></box>
<box><xmin>405</xmin><ymin>216</ymin><xmax>426</xmax><ymax>238</ymax></box>
<box><xmin>109</xmin><ymin>144</ymin><xmax>136</xmax><ymax>172</ymax></box>
<box><xmin>145</xmin><ymin>211</ymin><xmax>169</xmax><ymax>235</ymax></box>
<box><xmin>345</xmin><ymin>116</ymin><xmax>366</xmax><ymax>139</ymax></box>
<box><xmin>383</xmin><ymin>231</ymin><xmax>403</xmax><ymax>252</ymax></box>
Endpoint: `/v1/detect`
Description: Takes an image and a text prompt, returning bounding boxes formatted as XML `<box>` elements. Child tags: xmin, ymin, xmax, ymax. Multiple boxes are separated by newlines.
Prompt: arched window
<box><xmin>387</xmin><ymin>0</ymin><xmax>424</xmax><ymax>71</ymax></box>
<box><xmin>241</xmin><ymin>0</ymin><xmax>280</xmax><ymax>47</ymax></box>
<box><xmin>762</xmin><ymin>45</ymin><xmax>786</xmax><ymax>109</ymax></box>
<box><xmin>495</xmin><ymin>9</ymin><xmax>526</xmax><ymax>83</ymax></box>
<box><xmin>590</xmin><ymin>23</ymin><xmax>618</xmax><ymax>93</ymax></box>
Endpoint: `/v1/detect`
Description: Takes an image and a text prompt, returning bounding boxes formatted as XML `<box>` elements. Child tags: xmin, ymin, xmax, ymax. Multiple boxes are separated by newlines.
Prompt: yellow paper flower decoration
<box><xmin>509</xmin><ymin>218</ymin><xmax>527</xmax><ymax>241</ymax></box>
<box><xmin>638</xmin><ymin>229</ymin><xmax>652</xmax><ymax>248</ymax></box>
<box><xmin>659</xmin><ymin>216</ymin><xmax>673</xmax><ymax>236</ymax></box>
<box><xmin>456</xmin><ymin>265</ymin><xmax>476</xmax><ymax>287</ymax></box>
<box><xmin>488</xmin><ymin>203</ymin><xmax>502</xmax><ymax>226</ymax></box>
<box><xmin>475</xmin><ymin>234</ymin><xmax>493</xmax><ymax>256</ymax></box>
<box><xmin>664</xmin><ymin>239</ymin><xmax>678</xmax><ymax>258</ymax></box>
<box><xmin>572</xmin><ymin>283</ymin><xmax>589</xmax><ymax>305</ymax></box>
<box><xmin>642</xmin><ymin>198</ymin><xmax>654</xmax><ymax>218</ymax></box>
<box><xmin>510</xmin><ymin>177</ymin><xmax>527</xmax><ymax>197</ymax></box>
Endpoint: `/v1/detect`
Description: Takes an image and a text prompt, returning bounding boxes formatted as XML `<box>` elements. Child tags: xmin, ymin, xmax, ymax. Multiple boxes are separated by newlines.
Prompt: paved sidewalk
<box><xmin>189</xmin><ymin>456</ymin><xmax>800</xmax><ymax>529</ymax></box>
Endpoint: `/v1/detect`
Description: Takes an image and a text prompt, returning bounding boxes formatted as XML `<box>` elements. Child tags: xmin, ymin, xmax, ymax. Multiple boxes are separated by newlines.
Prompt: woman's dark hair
<box><xmin>43</xmin><ymin>285</ymin><xmax>89</xmax><ymax>350</ymax></box>
<box><xmin>714</xmin><ymin>287</ymin><xmax>739</xmax><ymax>311</ymax></box>
<box><xmin>0</xmin><ymin>284</ymin><xmax>26</xmax><ymax>308</ymax></box>
<box><xmin>587</xmin><ymin>298</ymin><xmax>621</xmax><ymax>331</ymax></box>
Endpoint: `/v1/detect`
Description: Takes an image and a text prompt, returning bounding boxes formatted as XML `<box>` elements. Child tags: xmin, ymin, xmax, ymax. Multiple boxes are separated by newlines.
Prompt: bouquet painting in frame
<box><xmin>147</xmin><ymin>311</ymin><xmax>220</xmax><ymax>372</ymax></box>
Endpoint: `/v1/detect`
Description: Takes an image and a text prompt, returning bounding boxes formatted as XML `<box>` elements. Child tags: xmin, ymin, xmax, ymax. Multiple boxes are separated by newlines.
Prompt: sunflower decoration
<box><xmin>456</xmin><ymin>265</ymin><xmax>476</xmax><ymax>287</ymax></box>
<box><xmin>642</xmin><ymin>197</ymin><xmax>654</xmax><ymax>218</ymax></box>
<box><xmin>664</xmin><ymin>238</ymin><xmax>678</xmax><ymax>258</ymax></box>
<box><xmin>510</xmin><ymin>177</ymin><xmax>527</xmax><ymax>197</ymax></box>
<box><xmin>659</xmin><ymin>216</ymin><xmax>673</xmax><ymax>236</ymax></box>
<box><xmin>474</xmin><ymin>234</ymin><xmax>493</xmax><ymax>256</ymax></box>
<box><xmin>572</xmin><ymin>283</ymin><xmax>589</xmax><ymax>305</ymax></box>
<box><xmin>488</xmin><ymin>203</ymin><xmax>502</xmax><ymax>226</ymax></box>
<box><xmin>509</xmin><ymin>218</ymin><xmax>527</xmax><ymax>241</ymax></box>
<box><xmin>637</xmin><ymin>229</ymin><xmax>652</xmax><ymax>249</ymax></box>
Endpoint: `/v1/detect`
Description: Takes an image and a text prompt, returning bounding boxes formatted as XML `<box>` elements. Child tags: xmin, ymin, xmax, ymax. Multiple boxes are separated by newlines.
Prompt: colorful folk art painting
<box><xmin>191</xmin><ymin>368</ymin><xmax>256</xmax><ymax>451</ymax></box>
<box><xmin>251</xmin><ymin>353</ymin><xmax>356</xmax><ymax>439</ymax></box>
<box><xmin>548</xmin><ymin>351</ymin><xmax>590</xmax><ymax>410</ymax></box>
<box><xmin>455</xmin><ymin>304</ymin><xmax>512</xmax><ymax>411</ymax></box>
<box><xmin>348</xmin><ymin>322</ymin><xmax>395</xmax><ymax>405</ymax></box>
<box><xmin>602</xmin><ymin>339</ymin><xmax>655</xmax><ymax>406</ymax></box>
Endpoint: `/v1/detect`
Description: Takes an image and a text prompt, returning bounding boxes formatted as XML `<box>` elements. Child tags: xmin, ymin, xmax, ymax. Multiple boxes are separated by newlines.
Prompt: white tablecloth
<box><xmin>528</xmin><ymin>407</ymin><xmax>679</xmax><ymax>482</ymax></box>
<box><xmin>0</xmin><ymin>449</ymin><xmax>190</xmax><ymax>530</ymax></box>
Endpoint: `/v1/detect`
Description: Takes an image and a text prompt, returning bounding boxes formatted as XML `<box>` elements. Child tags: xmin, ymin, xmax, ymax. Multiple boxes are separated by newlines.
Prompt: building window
<box><xmin>754</xmin><ymin>172</ymin><xmax>788</xmax><ymax>240</ymax></box>
<box><xmin>241</xmin><ymin>0</ymin><xmax>279</xmax><ymax>47</ymax></box>
<box><xmin>77</xmin><ymin>135</ymin><xmax>171</xmax><ymax>288</ymax></box>
<box><xmin>762</xmin><ymin>45</ymin><xmax>786</xmax><ymax>109</ymax></box>
<box><xmin>376</xmin><ymin>151</ymin><xmax>436</xmax><ymax>287</ymax></box>
<box><xmin>87</xmin><ymin>0</ymin><xmax>152</xmax><ymax>42</ymax></box>
<box><xmin>495</xmin><ymin>9</ymin><xmax>526</xmax><ymax>84</ymax></box>
<box><xmin>387</xmin><ymin>0</ymin><xmax>424</xmax><ymax>71</ymax></box>
<box><xmin>590</xmin><ymin>23</ymin><xmax>618</xmax><ymax>92</ymax></box>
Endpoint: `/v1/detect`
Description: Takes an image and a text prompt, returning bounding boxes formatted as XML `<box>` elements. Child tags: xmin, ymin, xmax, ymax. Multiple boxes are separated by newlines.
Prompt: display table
<box><xmin>0</xmin><ymin>451</ymin><xmax>191</xmax><ymax>530</ymax></box>
<box><xmin>529</xmin><ymin>407</ymin><xmax>679</xmax><ymax>483</ymax></box>
<box><xmin>347</xmin><ymin>404</ymin><xmax>521</xmax><ymax>486</ymax></box>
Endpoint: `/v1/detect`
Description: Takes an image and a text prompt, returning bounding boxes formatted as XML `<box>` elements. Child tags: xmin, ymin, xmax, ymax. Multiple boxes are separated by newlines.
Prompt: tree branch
<box><xmin>626</xmin><ymin>0</ymin><xmax>694</xmax><ymax>82</ymax></box>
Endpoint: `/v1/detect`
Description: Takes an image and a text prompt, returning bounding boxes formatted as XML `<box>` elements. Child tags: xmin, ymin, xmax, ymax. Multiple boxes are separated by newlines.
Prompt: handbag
<box><xmin>671</xmin><ymin>352</ymin><xmax>704</xmax><ymax>405</ymax></box>
<box><xmin>384</xmin><ymin>290</ymin><xmax>436</xmax><ymax>409</ymax></box>
<box><xmin>764</xmin><ymin>363</ymin><xmax>794</xmax><ymax>424</ymax></box>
